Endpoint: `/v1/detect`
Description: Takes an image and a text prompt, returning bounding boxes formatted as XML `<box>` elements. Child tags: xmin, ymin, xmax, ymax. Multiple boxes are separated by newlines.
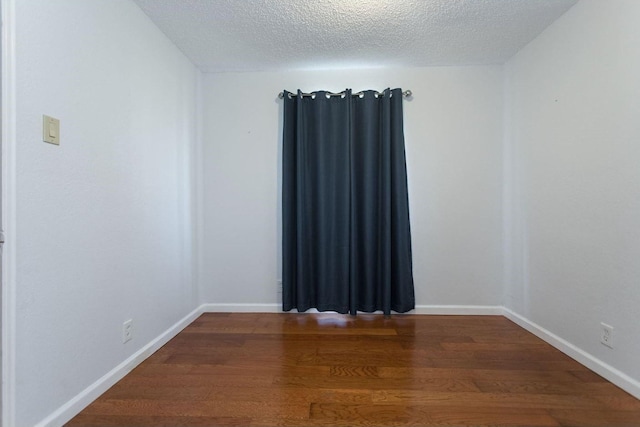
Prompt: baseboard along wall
<box><xmin>201</xmin><ymin>304</ymin><xmax>504</xmax><ymax>315</ymax></box>
<box><xmin>34</xmin><ymin>304</ymin><xmax>640</xmax><ymax>427</ymax></box>
<box><xmin>502</xmin><ymin>308</ymin><xmax>640</xmax><ymax>400</ymax></box>
<box><xmin>34</xmin><ymin>307</ymin><xmax>204</xmax><ymax>427</ymax></box>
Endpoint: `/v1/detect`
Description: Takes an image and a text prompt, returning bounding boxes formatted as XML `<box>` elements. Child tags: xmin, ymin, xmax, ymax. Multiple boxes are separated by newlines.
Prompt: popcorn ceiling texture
<box><xmin>133</xmin><ymin>0</ymin><xmax>577</xmax><ymax>72</ymax></box>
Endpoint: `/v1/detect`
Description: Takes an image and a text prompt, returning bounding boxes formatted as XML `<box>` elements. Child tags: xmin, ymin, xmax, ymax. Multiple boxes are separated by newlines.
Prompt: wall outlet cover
<box><xmin>600</xmin><ymin>322</ymin><xmax>614</xmax><ymax>349</ymax></box>
<box><xmin>123</xmin><ymin>319</ymin><xmax>133</xmax><ymax>344</ymax></box>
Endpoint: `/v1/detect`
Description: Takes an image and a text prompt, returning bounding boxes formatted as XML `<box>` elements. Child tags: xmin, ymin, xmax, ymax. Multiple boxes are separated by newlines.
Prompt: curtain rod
<box><xmin>278</xmin><ymin>89</ymin><xmax>412</xmax><ymax>100</ymax></box>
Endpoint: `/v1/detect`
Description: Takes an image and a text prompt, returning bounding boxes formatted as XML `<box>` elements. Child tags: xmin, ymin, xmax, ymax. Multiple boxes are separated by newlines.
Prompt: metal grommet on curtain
<box><xmin>280</xmin><ymin>89</ymin><xmax>412</xmax><ymax>99</ymax></box>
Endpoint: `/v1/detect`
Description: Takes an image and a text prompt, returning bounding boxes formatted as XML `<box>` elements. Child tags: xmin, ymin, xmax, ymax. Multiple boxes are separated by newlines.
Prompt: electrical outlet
<box><xmin>600</xmin><ymin>322</ymin><xmax>614</xmax><ymax>348</ymax></box>
<box><xmin>123</xmin><ymin>319</ymin><xmax>133</xmax><ymax>344</ymax></box>
<box><xmin>277</xmin><ymin>280</ymin><xmax>283</xmax><ymax>294</ymax></box>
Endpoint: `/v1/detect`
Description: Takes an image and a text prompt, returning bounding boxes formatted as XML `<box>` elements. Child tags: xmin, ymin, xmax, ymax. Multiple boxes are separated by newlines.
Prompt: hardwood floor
<box><xmin>66</xmin><ymin>313</ymin><xmax>640</xmax><ymax>427</ymax></box>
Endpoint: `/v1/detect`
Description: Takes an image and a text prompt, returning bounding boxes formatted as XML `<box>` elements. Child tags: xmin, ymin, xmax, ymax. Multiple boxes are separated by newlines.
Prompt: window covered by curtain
<box><xmin>282</xmin><ymin>88</ymin><xmax>414</xmax><ymax>315</ymax></box>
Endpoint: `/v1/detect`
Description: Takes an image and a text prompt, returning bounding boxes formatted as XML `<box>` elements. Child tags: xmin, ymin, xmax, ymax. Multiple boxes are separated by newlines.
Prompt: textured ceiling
<box><xmin>133</xmin><ymin>0</ymin><xmax>578</xmax><ymax>73</ymax></box>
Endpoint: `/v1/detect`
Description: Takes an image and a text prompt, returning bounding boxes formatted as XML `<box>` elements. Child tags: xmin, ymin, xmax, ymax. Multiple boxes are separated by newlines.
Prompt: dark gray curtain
<box><xmin>282</xmin><ymin>88</ymin><xmax>414</xmax><ymax>315</ymax></box>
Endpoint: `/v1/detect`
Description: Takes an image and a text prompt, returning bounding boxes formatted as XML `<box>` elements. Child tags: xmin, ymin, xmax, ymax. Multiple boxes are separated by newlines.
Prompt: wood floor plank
<box><xmin>376</xmin><ymin>367</ymin><xmax>580</xmax><ymax>382</ymax></box>
<box><xmin>66</xmin><ymin>414</ymin><xmax>253</xmax><ymax>427</ymax></box>
<box><xmin>99</xmin><ymin>385</ymin><xmax>211</xmax><ymax>401</ymax></box>
<box><xmin>309</xmin><ymin>404</ymin><xmax>561</xmax><ymax>427</ymax></box>
<box><xmin>205</xmin><ymin>386</ymin><xmax>373</xmax><ymax>404</ymax></box>
<box><xmin>78</xmin><ymin>399</ymin><xmax>310</xmax><ymax>419</ymax></box>
<box><xmin>440</xmin><ymin>341</ymin><xmax>551</xmax><ymax>351</ymax></box>
<box><xmin>549</xmin><ymin>409</ymin><xmax>640</xmax><ymax>427</ymax></box>
<box><xmin>371</xmin><ymin>390</ymin><xmax>610</xmax><ymax>410</ymax></box>
<box><xmin>593</xmin><ymin>394</ymin><xmax>640</xmax><ymax>411</ymax></box>
<box><xmin>65</xmin><ymin>313</ymin><xmax>640</xmax><ymax>427</ymax></box>
<box><xmin>475</xmin><ymin>379</ymin><xmax>627</xmax><ymax>396</ymax></box>
<box><xmin>272</xmin><ymin>375</ymin><xmax>481</xmax><ymax>392</ymax></box>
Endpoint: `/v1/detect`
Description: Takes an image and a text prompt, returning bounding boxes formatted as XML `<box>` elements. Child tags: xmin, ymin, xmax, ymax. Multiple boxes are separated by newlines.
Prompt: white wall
<box><xmin>506</xmin><ymin>0</ymin><xmax>640</xmax><ymax>387</ymax></box>
<box><xmin>200</xmin><ymin>67</ymin><xmax>504</xmax><ymax>309</ymax></box>
<box><xmin>9</xmin><ymin>1</ymin><xmax>199</xmax><ymax>425</ymax></box>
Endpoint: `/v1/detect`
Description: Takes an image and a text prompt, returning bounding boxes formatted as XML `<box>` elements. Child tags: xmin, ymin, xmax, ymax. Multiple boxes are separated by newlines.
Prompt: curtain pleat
<box><xmin>282</xmin><ymin>88</ymin><xmax>414</xmax><ymax>315</ymax></box>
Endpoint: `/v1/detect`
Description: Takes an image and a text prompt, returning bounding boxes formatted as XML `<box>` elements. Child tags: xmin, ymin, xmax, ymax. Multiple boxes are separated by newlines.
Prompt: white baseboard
<box><xmin>35</xmin><ymin>306</ymin><xmax>204</xmax><ymax>427</ymax></box>
<box><xmin>202</xmin><ymin>303</ymin><xmax>282</xmax><ymax>312</ymax></box>
<box><xmin>202</xmin><ymin>304</ymin><xmax>503</xmax><ymax>315</ymax></box>
<box><xmin>503</xmin><ymin>307</ymin><xmax>640</xmax><ymax>400</ymax></box>
<box><xmin>413</xmin><ymin>305</ymin><xmax>503</xmax><ymax>315</ymax></box>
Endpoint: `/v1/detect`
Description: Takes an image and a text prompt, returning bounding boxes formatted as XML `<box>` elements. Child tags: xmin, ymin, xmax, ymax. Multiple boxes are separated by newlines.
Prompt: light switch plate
<box><xmin>43</xmin><ymin>115</ymin><xmax>60</xmax><ymax>145</ymax></box>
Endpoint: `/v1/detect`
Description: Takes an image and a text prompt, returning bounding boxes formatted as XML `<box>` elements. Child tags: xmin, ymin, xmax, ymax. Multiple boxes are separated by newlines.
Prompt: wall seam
<box><xmin>1</xmin><ymin>0</ymin><xmax>18</xmax><ymax>424</ymax></box>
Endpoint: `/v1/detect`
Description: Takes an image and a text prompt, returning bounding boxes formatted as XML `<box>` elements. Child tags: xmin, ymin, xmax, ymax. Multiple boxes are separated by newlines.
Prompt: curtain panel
<box><xmin>282</xmin><ymin>88</ymin><xmax>414</xmax><ymax>315</ymax></box>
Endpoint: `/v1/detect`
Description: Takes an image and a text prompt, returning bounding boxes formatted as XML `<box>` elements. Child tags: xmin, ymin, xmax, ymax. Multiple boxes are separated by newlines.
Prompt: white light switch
<box><xmin>43</xmin><ymin>115</ymin><xmax>60</xmax><ymax>145</ymax></box>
